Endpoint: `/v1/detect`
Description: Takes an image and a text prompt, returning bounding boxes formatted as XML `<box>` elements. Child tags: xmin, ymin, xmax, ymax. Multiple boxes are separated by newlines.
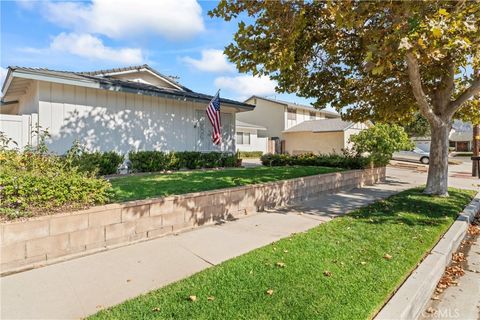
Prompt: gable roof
<box><xmin>246</xmin><ymin>95</ymin><xmax>340</xmax><ymax>118</ymax></box>
<box><xmin>283</xmin><ymin>118</ymin><xmax>355</xmax><ymax>133</ymax></box>
<box><xmin>80</xmin><ymin>64</ymin><xmax>192</xmax><ymax>92</ymax></box>
<box><xmin>1</xmin><ymin>65</ymin><xmax>253</xmax><ymax>111</ymax></box>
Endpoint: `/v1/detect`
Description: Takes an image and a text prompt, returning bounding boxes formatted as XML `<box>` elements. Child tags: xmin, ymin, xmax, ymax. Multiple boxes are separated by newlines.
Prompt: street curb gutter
<box><xmin>375</xmin><ymin>192</ymin><xmax>480</xmax><ymax>320</ymax></box>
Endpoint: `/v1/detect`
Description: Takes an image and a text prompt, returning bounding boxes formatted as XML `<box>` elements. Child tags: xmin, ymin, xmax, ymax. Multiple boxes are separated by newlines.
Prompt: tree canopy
<box><xmin>211</xmin><ymin>1</ymin><xmax>479</xmax><ymax>124</ymax></box>
<box><xmin>211</xmin><ymin>0</ymin><xmax>480</xmax><ymax>196</ymax></box>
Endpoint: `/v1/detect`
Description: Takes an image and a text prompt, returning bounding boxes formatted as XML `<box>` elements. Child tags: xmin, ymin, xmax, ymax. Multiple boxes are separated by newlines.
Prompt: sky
<box><xmin>0</xmin><ymin>0</ymin><xmax>320</xmax><ymax>106</ymax></box>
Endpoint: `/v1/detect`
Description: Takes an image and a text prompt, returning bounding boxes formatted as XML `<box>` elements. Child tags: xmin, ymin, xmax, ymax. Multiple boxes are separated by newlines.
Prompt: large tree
<box><xmin>211</xmin><ymin>1</ymin><xmax>480</xmax><ymax>196</ymax></box>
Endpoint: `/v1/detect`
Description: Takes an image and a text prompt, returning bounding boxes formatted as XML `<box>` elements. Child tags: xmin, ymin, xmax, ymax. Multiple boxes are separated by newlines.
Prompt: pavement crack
<box><xmin>179</xmin><ymin>245</ymin><xmax>215</xmax><ymax>266</ymax></box>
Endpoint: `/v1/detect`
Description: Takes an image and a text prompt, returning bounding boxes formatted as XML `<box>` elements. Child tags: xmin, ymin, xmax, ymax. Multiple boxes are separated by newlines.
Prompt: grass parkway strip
<box><xmin>109</xmin><ymin>166</ymin><xmax>341</xmax><ymax>202</ymax></box>
<box><xmin>90</xmin><ymin>188</ymin><xmax>475</xmax><ymax>320</ymax></box>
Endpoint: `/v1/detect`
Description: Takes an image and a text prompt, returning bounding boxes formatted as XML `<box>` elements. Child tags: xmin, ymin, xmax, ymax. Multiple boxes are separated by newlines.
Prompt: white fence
<box><xmin>0</xmin><ymin>113</ymin><xmax>38</xmax><ymax>149</ymax></box>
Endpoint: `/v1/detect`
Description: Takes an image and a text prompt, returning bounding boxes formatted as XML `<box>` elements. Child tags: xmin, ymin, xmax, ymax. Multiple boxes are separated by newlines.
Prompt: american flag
<box><xmin>206</xmin><ymin>91</ymin><xmax>221</xmax><ymax>145</ymax></box>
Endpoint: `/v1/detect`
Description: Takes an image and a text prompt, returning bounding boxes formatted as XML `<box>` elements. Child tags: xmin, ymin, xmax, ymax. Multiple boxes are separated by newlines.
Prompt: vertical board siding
<box><xmin>37</xmin><ymin>82</ymin><xmax>235</xmax><ymax>154</ymax></box>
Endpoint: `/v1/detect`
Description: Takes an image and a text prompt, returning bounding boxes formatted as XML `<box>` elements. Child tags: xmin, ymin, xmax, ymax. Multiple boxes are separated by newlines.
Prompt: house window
<box><xmin>287</xmin><ymin>107</ymin><xmax>297</xmax><ymax>120</ymax></box>
<box><xmin>236</xmin><ymin>132</ymin><xmax>251</xmax><ymax>145</ymax></box>
<box><xmin>309</xmin><ymin>111</ymin><xmax>316</xmax><ymax>120</ymax></box>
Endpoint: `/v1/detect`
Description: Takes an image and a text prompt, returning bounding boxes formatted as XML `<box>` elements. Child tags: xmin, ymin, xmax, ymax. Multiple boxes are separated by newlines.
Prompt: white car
<box><xmin>392</xmin><ymin>148</ymin><xmax>430</xmax><ymax>164</ymax></box>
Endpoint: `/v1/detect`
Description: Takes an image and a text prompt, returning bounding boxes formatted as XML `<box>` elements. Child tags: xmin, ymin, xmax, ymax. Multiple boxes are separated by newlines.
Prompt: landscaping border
<box><xmin>375</xmin><ymin>191</ymin><xmax>480</xmax><ymax>320</ymax></box>
<box><xmin>0</xmin><ymin>167</ymin><xmax>385</xmax><ymax>276</ymax></box>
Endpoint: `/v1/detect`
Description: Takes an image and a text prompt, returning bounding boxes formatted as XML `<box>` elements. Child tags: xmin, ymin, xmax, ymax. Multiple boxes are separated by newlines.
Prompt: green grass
<box><xmin>109</xmin><ymin>166</ymin><xmax>341</xmax><ymax>202</ymax></box>
<box><xmin>91</xmin><ymin>188</ymin><xmax>475</xmax><ymax>320</ymax></box>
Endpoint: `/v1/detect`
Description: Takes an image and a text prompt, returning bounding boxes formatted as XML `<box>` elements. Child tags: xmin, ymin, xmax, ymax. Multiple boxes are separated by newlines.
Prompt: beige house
<box><xmin>0</xmin><ymin>65</ymin><xmax>253</xmax><ymax>154</ymax></box>
<box><xmin>238</xmin><ymin>96</ymin><xmax>340</xmax><ymax>141</ymax></box>
<box><xmin>282</xmin><ymin>118</ymin><xmax>371</xmax><ymax>155</ymax></box>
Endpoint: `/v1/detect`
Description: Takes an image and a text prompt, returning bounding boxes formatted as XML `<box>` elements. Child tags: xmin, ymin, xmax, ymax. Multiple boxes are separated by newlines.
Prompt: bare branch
<box><xmin>405</xmin><ymin>52</ymin><xmax>441</xmax><ymax>125</ymax></box>
<box><xmin>446</xmin><ymin>76</ymin><xmax>480</xmax><ymax>118</ymax></box>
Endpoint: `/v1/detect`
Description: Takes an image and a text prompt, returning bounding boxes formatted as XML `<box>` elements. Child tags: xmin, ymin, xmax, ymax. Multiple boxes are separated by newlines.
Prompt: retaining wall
<box><xmin>0</xmin><ymin>167</ymin><xmax>386</xmax><ymax>275</ymax></box>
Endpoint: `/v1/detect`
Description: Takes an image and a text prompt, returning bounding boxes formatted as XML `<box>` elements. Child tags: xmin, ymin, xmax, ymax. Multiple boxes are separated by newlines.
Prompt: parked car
<box><xmin>392</xmin><ymin>148</ymin><xmax>430</xmax><ymax>164</ymax></box>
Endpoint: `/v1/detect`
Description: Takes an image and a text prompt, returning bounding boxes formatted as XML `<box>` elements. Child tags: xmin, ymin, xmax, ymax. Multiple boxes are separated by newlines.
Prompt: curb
<box><xmin>375</xmin><ymin>191</ymin><xmax>480</xmax><ymax>320</ymax></box>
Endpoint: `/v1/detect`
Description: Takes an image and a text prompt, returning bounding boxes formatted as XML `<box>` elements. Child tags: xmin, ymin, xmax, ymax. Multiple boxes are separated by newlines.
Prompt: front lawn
<box><xmin>110</xmin><ymin>166</ymin><xmax>341</xmax><ymax>202</ymax></box>
<box><xmin>91</xmin><ymin>188</ymin><xmax>475</xmax><ymax>319</ymax></box>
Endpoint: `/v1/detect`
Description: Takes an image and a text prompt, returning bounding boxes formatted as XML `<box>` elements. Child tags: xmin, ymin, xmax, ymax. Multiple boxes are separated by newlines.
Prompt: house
<box><xmin>449</xmin><ymin>120</ymin><xmax>474</xmax><ymax>152</ymax></box>
<box><xmin>238</xmin><ymin>96</ymin><xmax>340</xmax><ymax>140</ymax></box>
<box><xmin>282</xmin><ymin>118</ymin><xmax>371</xmax><ymax>155</ymax></box>
<box><xmin>235</xmin><ymin>120</ymin><xmax>269</xmax><ymax>154</ymax></box>
<box><xmin>0</xmin><ymin>65</ymin><xmax>253</xmax><ymax>154</ymax></box>
<box><xmin>237</xmin><ymin>96</ymin><xmax>342</xmax><ymax>153</ymax></box>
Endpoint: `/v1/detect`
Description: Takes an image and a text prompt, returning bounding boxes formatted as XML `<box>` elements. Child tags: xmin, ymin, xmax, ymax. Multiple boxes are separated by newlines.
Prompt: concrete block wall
<box><xmin>0</xmin><ymin>167</ymin><xmax>385</xmax><ymax>275</ymax></box>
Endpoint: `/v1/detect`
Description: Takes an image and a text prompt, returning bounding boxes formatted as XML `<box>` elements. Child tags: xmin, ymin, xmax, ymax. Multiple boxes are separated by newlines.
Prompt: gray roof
<box><xmin>246</xmin><ymin>95</ymin><xmax>340</xmax><ymax>118</ymax></box>
<box><xmin>3</xmin><ymin>65</ymin><xmax>253</xmax><ymax>110</ymax></box>
<box><xmin>283</xmin><ymin>118</ymin><xmax>354</xmax><ymax>133</ymax></box>
<box><xmin>235</xmin><ymin>120</ymin><xmax>267</xmax><ymax>130</ymax></box>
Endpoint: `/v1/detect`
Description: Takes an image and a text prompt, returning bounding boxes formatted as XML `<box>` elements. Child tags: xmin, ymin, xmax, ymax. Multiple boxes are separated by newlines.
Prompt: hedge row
<box><xmin>128</xmin><ymin>151</ymin><xmax>238</xmax><ymax>172</ymax></box>
<box><xmin>238</xmin><ymin>151</ymin><xmax>263</xmax><ymax>158</ymax></box>
<box><xmin>260</xmin><ymin>153</ymin><xmax>371</xmax><ymax>169</ymax></box>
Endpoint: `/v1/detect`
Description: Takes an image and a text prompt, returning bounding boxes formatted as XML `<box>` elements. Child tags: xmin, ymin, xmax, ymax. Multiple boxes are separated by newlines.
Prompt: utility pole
<box><xmin>473</xmin><ymin>124</ymin><xmax>479</xmax><ymax>176</ymax></box>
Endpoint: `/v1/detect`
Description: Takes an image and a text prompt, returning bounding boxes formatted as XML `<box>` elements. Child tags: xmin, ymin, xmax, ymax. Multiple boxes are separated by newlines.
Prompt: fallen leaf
<box><xmin>96</xmin><ymin>305</ymin><xmax>103</xmax><ymax>309</ymax></box>
<box><xmin>384</xmin><ymin>254</ymin><xmax>393</xmax><ymax>260</ymax></box>
<box><xmin>276</xmin><ymin>262</ymin><xmax>286</xmax><ymax>268</ymax></box>
<box><xmin>207</xmin><ymin>296</ymin><xmax>215</xmax><ymax>301</ymax></box>
<box><xmin>266</xmin><ymin>289</ymin><xmax>274</xmax><ymax>295</ymax></box>
<box><xmin>360</xmin><ymin>261</ymin><xmax>367</xmax><ymax>265</ymax></box>
<box><xmin>426</xmin><ymin>307</ymin><xmax>436</xmax><ymax>314</ymax></box>
<box><xmin>283</xmin><ymin>250</ymin><xmax>289</xmax><ymax>253</ymax></box>
<box><xmin>152</xmin><ymin>307</ymin><xmax>160</xmax><ymax>312</ymax></box>
<box><xmin>431</xmin><ymin>296</ymin><xmax>440</xmax><ymax>301</ymax></box>
<box><xmin>126</xmin><ymin>279</ymin><xmax>132</xmax><ymax>283</ymax></box>
<box><xmin>189</xmin><ymin>295</ymin><xmax>197</xmax><ymax>302</ymax></box>
<box><xmin>323</xmin><ymin>271</ymin><xmax>332</xmax><ymax>277</ymax></box>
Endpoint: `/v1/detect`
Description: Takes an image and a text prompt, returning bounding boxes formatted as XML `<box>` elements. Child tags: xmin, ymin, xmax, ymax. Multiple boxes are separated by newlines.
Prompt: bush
<box><xmin>128</xmin><ymin>151</ymin><xmax>237</xmax><ymax>172</ymax></box>
<box><xmin>260</xmin><ymin>152</ymin><xmax>370</xmax><ymax>169</ymax></box>
<box><xmin>349</xmin><ymin>124</ymin><xmax>413</xmax><ymax>166</ymax></box>
<box><xmin>0</xmin><ymin>150</ymin><xmax>111</xmax><ymax>220</ymax></box>
<box><xmin>238</xmin><ymin>151</ymin><xmax>263</xmax><ymax>158</ymax></box>
<box><xmin>66</xmin><ymin>143</ymin><xmax>124</xmax><ymax>176</ymax></box>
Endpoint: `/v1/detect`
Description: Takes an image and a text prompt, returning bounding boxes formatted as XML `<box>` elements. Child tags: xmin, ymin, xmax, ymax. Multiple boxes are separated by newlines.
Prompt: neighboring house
<box><xmin>235</xmin><ymin>120</ymin><xmax>268</xmax><ymax>154</ymax></box>
<box><xmin>449</xmin><ymin>120</ymin><xmax>473</xmax><ymax>152</ymax></box>
<box><xmin>0</xmin><ymin>65</ymin><xmax>253</xmax><ymax>154</ymax></box>
<box><xmin>282</xmin><ymin>118</ymin><xmax>371</xmax><ymax>155</ymax></box>
<box><xmin>238</xmin><ymin>96</ymin><xmax>340</xmax><ymax>141</ymax></box>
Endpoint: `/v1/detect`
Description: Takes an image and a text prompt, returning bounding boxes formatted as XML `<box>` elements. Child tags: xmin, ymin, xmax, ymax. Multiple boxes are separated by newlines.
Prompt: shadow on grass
<box><xmin>349</xmin><ymin>188</ymin><xmax>473</xmax><ymax>227</ymax></box>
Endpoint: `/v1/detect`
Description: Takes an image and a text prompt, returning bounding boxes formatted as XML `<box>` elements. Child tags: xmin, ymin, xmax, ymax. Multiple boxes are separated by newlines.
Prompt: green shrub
<box><xmin>128</xmin><ymin>151</ymin><xmax>237</xmax><ymax>172</ymax></box>
<box><xmin>65</xmin><ymin>142</ymin><xmax>124</xmax><ymax>176</ymax></box>
<box><xmin>0</xmin><ymin>149</ymin><xmax>111</xmax><ymax>220</ymax></box>
<box><xmin>349</xmin><ymin>124</ymin><xmax>413</xmax><ymax>166</ymax></box>
<box><xmin>260</xmin><ymin>152</ymin><xmax>370</xmax><ymax>169</ymax></box>
<box><xmin>238</xmin><ymin>151</ymin><xmax>263</xmax><ymax>158</ymax></box>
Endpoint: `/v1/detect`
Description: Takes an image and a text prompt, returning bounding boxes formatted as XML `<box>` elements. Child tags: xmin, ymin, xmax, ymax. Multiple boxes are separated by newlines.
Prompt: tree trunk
<box><xmin>424</xmin><ymin>121</ymin><xmax>450</xmax><ymax>196</ymax></box>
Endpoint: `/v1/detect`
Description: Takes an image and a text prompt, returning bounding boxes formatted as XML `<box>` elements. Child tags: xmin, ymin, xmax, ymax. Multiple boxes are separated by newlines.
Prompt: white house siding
<box><xmin>235</xmin><ymin>127</ymin><xmax>268</xmax><ymax>154</ymax></box>
<box><xmin>37</xmin><ymin>81</ymin><xmax>235</xmax><ymax>154</ymax></box>
<box><xmin>18</xmin><ymin>80</ymin><xmax>39</xmax><ymax>115</ymax></box>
